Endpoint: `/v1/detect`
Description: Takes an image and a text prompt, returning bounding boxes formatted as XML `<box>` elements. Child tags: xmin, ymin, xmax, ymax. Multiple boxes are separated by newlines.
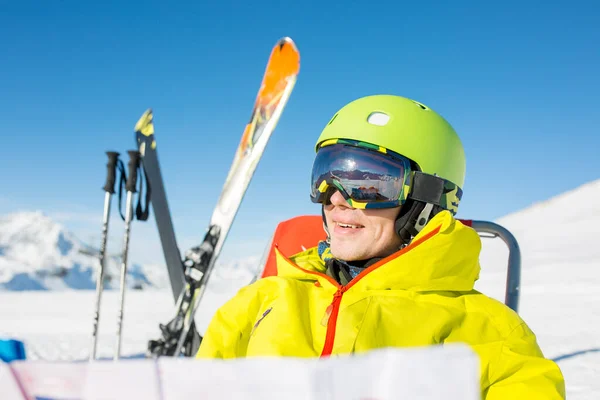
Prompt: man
<box><xmin>197</xmin><ymin>95</ymin><xmax>566</xmax><ymax>399</ymax></box>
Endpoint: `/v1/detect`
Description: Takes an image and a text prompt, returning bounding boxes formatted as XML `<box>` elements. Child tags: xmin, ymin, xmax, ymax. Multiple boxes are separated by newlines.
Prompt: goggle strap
<box><xmin>409</xmin><ymin>172</ymin><xmax>445</xmax><ymax>204</ymax></box>
<box><xmin>409</xmin><ymin>172</ymin><xmax>461</xmax><ymax>214</ymax></box>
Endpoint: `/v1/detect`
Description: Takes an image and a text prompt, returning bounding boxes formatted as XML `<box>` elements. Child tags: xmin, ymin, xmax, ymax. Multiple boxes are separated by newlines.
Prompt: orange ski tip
<box><xmin>268</xmin><ymin>37</ymin><xmax>300</xmax><ymax>74</ymax></box>
<box><xmin>253</xmin><ymin>37</ymin><xmax>300</xmax><ymax>108</ymax></box>
<box><xmin>276</xmin><ymin>36</ymin><xmax>299</xmax><ymax>53</ymax></box>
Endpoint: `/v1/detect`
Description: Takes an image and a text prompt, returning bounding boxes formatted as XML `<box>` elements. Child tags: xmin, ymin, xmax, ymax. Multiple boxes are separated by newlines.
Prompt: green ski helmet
<box><xmin>313</xmin><ymin>94</ymin><xmax>466</xmax><ymax>244</ymax></box>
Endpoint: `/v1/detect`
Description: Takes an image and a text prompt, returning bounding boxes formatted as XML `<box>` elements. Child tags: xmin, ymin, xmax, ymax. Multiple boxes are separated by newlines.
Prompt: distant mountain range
<box><xmin>0</xmin><ymin>210</ymin><xmax>169</xmax><ymax>291</ymax></box>
<box><xmin>0</xmin><ymin>210</ymin><xmax>263</xmax><ymax>292</ymax></box>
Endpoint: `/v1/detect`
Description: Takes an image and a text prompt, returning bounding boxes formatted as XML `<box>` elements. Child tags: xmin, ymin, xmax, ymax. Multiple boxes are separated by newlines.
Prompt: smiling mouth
<box><xmin>336</xmin><ymin>222</ymin><xmax>364</xmax><ymax>229</ymax></box>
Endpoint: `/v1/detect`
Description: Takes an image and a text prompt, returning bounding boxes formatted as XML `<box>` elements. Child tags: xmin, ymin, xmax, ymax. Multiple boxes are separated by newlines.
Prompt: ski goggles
<box><xmin>310</xmin><ymin>139</ymin><xmax>413</xmax><ymax>209</ymax></box>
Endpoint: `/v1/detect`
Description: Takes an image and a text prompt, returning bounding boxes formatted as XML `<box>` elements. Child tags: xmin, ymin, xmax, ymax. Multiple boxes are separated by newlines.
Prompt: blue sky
<box><xmin>0</xmin><ymin>1</ymin><xmax>598</xmax><ymax>265</ymax></box>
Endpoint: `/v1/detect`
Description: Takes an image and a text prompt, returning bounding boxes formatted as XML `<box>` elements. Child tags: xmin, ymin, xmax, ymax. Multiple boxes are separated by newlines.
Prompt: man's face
<box><xmin>323</xmin><ymin>190</ymin><xmax>403</xmax><ymax>261</ymax></box>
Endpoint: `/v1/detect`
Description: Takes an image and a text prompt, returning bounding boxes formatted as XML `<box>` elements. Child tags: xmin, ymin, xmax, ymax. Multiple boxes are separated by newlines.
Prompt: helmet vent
<box><xmin>366</xmin><ymin>112</ymin><xmax>390</xmax><ymax>126</ymax></box>
<box><xmin>413</xmin><ymin>101</ymin><xmax>429</xmax><ymax>110</ymax></box>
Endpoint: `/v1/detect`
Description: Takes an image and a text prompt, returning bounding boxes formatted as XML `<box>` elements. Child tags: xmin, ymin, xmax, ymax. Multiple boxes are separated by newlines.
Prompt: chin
<box><xmin>330</xmin><ymin>244</ymin><xmax>369</xmax><ymax>261</ymax></box>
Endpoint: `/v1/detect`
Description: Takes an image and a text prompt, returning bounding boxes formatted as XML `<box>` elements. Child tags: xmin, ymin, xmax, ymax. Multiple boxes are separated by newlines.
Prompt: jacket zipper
<box><xmin>320</xmin><ymin>286</ymin><xmax>346</xmax><ymax>357</ymax></box>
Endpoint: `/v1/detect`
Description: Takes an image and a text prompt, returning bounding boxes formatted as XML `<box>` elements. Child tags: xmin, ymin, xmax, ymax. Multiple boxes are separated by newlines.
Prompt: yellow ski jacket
<box><xmin>197</xmin><ymin>211</ymin><xmax>566</xmax><ymax>399</ymax></box>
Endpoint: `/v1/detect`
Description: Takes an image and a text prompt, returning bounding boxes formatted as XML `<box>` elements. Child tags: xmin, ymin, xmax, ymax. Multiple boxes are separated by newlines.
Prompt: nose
<box><xmin>329</xmin><ymin>190</ymin><xmax>352</xmax><ymax>208</ymax></box>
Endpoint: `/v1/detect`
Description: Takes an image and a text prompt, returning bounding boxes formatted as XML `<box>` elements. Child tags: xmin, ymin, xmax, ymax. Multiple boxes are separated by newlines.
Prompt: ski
<box><xmin>147</xmin><ymin>36</ymin><xmax>300</xmax><ymax>357</ymax></box>
<box><xmin>135</xmin><ymin>111</ymin><xmax>186</xmax><ymax>302</ymax></box>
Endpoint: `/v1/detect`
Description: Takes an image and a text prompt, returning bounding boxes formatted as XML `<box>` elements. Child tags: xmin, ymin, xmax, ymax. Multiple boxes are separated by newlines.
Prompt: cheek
<box><xmin>324</xmin><ymin>210</ymin><xmax>334</xmax><ymax>229</ymax></box>
<box><xmin>371</xmin><ymin>215</ymin><xmax>398</xmax><ymax>242</ymax></box>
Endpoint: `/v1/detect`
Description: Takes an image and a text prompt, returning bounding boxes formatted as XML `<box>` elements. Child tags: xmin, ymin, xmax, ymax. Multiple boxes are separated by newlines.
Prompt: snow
<box><xmin>1</xmin><ymin>178</ymin><xmax>599</xmax><ymax>398</ymax></box>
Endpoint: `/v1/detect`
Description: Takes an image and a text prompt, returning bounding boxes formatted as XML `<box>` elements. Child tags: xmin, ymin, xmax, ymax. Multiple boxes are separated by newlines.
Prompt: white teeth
<box><xmin>338</xmin><ymin>223</ymin><xmax>361</xmax><ymax>229</ymax></box>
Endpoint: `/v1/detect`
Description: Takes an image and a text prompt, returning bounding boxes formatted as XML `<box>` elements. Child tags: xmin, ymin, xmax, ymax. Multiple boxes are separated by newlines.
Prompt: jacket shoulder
<box><xmin>464</xmin><ymin>290</ymin><xmax>527</xmax><ymax>338</ymax></box>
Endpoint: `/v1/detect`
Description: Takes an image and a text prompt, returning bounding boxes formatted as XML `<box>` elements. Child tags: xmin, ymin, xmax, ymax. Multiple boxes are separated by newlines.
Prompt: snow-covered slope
<box><xmin>478</xmin><ymin>178</ymin><xmax>600</xmax><ymax>272</ymax></box>
<box><xmin>474</xmin><ymin>178</ymin><xmax>600</xmax><ymax>400</ymax></box>
<box><xmin>0</xmin><ymin>211</ymin><xmax>166</xmax><ymax>291</ymax></box>
<box><xmin>475</xmin><ymin>178</ymin><xmax>600</xmax><ymax>302</ymax></box>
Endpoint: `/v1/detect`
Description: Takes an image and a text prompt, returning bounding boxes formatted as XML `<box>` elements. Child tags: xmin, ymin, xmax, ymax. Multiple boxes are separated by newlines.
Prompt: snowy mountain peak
<box><xmin>0</xmin><ymin>211</ymin><xmax>165</xmax><ymax>291</ymax></box>
<box><xmin>0</xmin><ymin>210</ymin><xmax>78</xmax><ymax>267</ymax></box>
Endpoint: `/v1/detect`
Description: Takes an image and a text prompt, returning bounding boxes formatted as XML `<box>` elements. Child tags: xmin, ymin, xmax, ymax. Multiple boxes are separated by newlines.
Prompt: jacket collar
<box><xmin>274</xmin><ymin>211</ymin><xmax>481</xmax><ymax>292</ymax></box>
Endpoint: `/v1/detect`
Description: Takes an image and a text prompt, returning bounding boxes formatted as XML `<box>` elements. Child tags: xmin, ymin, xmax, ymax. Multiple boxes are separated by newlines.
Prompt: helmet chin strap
<box><xmin>394</xmin><ymin>200</ymin><xmax>435</xmax><ymax>247</ymax></box>
<box><xmin>414</xmin><ymin>203</ymin><xmax>434</xmax><ymax>232</ymax></box>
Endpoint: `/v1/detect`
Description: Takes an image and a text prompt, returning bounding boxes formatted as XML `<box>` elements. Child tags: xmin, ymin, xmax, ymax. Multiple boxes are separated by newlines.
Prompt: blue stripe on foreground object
<box><xmin>0</xmin><ymin>339</ymin><xmax>26</xmax><ymax>362</ymax></box>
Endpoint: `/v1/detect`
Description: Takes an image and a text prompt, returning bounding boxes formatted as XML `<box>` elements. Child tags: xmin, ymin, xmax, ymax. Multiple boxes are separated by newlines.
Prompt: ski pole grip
<box><xmin>103</xmin><ymin>151</ymin><xmax>120</xmax><ymax>194</ymax></box>
<box><xmin>126</xmin><ymin>150</ymin><xmax>141</xmax><ymax>192</ymax></box>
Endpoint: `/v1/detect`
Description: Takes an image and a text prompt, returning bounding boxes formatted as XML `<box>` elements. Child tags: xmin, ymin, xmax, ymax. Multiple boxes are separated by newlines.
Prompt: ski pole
<box><xmin>90</xmin><ymin>151</ymin><xmax>120</xmax><ymax>361</ymax></box>
<box><xmin>114</xmin><ymin>150</ymin><xmax>141</xmax><ymax>360</ymax></box>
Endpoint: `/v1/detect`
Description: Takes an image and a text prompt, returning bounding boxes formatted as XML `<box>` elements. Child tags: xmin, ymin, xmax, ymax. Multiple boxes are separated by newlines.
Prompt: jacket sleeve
<box><xmin>195</xmin><ymin>284</ymin><xmax>261</xmax><ymax>359</ymax></box>
<box><xmin>485</xmin><ymin>322</ymin><xmax>566</xmax><ymax>400</ymax></box>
